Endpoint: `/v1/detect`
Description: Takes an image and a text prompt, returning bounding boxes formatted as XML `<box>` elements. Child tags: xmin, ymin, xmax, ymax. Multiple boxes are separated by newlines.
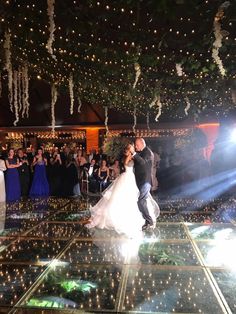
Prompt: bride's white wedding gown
<box><xmin>86</xmin><ymin>161</ymin><xmax>160</xmax><ymax>237</ymax></box>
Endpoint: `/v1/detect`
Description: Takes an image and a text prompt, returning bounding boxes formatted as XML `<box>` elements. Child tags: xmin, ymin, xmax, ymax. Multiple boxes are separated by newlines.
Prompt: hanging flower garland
<box><xmin>47</xmin><ymin>0</ymin><xmax>56</xmax><ymax>60</ymax></box>
<box><xmin>13</xmin><ymin>70</ymin><xmax>19</xmax><ymax>126</ymax></box>
<box><xmin>184</xmin><ymin>96</ymin><xmax>191</xmax><ymax>115</ymax></box>
<box><xmin>155</xmin><ymin>95</ymin><xmax>162</xmax><ymax>122</ymax></box>
<box><xmin>8</xmin><ymin>64</ymin><xmax>31</xmax><ymax>125</ymax></box>
<box><xmin>149</xmin><ymin>94</ymin><xmax>162</xmax><ymax>122</ymax></box>
<box><xmin>77</xmin><ymin>94</ymin><xmax>82</xmax><ymax>113</ymax></box>
<box><xmin>22</xmin><ymin>64</ymin><xmax>30</xmax><ymax>118</ymax></box>
<box><xmin>104</xmin><ymin>106</ymin><xmax>109</xmax><ymax>135</ymax></box>
<box><xmin>69</xmin><ymin>73</ymin><xmax>74</xmax><ymax>115</ymax></box>
<box><xmin>212</xmin><ymin>1</ymin><xmax>230</xmax><ymax>77</ymax></box>
<box><xmin>3</xmin><ymin>31</ymin><xmax>13</xmax><ymax>111</ymax></box>
<box><xmin>18</xmin><ymin>69</ymin><xmax>22</xmax><ymax>113</ymax></box>
<box><xmin>21</xmin><ymin>67</ymin><xmax>26</xmax><ymax>118</ymax></box>
<box><xmin>51</xmin><ymin>83</ymin><xmax>57</xmax><ymax>134</ymax></box>
<box><xmin>133</xmin><ymin>104</ymin><xmax>137</xmax><ymax>133</ymax></box>
<box><xmin>133</xmin><ymin>62</ymin><xmax>141</xmax><ymax>89</ymax></box>
<box><xmin>149</xmin><ymin>94</ymin><xmax>158</xmax><ymax>109</ymax></box>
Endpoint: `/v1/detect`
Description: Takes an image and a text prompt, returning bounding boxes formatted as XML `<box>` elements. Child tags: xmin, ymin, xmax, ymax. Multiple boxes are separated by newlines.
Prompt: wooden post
<box><xmin>86</xmin><ymin>128</ymin><xmax>100</xmax><ymax>154</ymax></box>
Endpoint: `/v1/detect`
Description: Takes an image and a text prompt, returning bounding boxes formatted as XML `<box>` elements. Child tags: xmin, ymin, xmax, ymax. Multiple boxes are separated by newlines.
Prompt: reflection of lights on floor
<box><xmin>121</xmin><ymin>233</ymin><xmax>143</xmax><ymax>258</ymax></box>
<box><xmin>121</xmin><ymin>231</ymin><xmax>161</xmax><ymax>259</ymax></box>
<box><xmin>214</xmin><ymin>228</ymin><xmax>233</xmax><ymax>240</ymax></box>
<box><xmin>190</xmin><ymin>225</ymin><xmax>210</xmax><ymax>238</ymax></box>
<box><xmin>1</xmin><ymin>197</ymin><xmax>236</xmax><ymax>312</ymax></box>
<box><xmin>206</xmin><ymin>239</ymin><xmax>236</xmax><ymax>269</ymax></box>
<box><xmin>49</xmin><ymin>259</ymin><xmax>69</xmax><ymax>269</ymax></box>
<box><xmin>191</xmin><ymin>226</ymin><xmax>233</xmax><ymax>240</ymax></box>
<box><xmin>0</xmin><ymin>245</ymin><xmax>7</xmax><ymax>253</ymax></box>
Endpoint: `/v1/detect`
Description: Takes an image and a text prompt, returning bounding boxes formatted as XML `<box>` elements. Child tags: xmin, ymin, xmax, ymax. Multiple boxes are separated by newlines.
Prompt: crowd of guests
<box><xmin>0</xmin><ymin>145</ymin><xmax>122</xmax><ymax>202</ymax></box>
<box><xmin>0</xmin><ymin>142</ymin><xmax>221</xmax><ymax>203</ymax></box>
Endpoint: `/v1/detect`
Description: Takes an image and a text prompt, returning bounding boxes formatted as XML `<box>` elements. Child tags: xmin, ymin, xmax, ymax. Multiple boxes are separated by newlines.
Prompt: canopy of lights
<box><xmin>0</xmin><ymin>0</ymin><xmax>236</xmax><ymax>129</ymax></box>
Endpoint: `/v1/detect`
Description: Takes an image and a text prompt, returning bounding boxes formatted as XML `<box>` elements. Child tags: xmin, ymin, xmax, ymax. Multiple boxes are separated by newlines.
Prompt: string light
<box><xmin>0</xmin><ymin>1</ymin><xmax>235</xmax><ymax>123</ymax></box>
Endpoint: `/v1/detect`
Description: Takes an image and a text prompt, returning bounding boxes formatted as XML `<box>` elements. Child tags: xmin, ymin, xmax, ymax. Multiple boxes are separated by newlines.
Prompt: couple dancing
<box><xmin>86</xmin><ymin>138</ymin><xmax>160</xmax><ymax>237</ymax></box>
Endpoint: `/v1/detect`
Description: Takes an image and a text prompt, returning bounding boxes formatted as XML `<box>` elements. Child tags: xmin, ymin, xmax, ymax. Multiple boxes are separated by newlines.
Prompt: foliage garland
<box><xmin>0</xmin><ymin>0</ymin><xmax>235</xmax><ymax>123</ymax></box>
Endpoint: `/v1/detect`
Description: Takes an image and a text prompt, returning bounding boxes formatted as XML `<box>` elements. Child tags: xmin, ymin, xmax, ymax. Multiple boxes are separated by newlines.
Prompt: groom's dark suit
<box><xmin>133</xmin><ymin>146</ymin><xmax>154</xmax><ymax>226</ymax></box>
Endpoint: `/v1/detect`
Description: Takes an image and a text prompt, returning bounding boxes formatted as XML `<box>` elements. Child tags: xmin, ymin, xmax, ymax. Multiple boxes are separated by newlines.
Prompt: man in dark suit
<box><xmin>83</xmin><ymin>158</ymin><xmax>99</xmax><ymax>193</ymax></box>
<box><xmin>131</xmin><ymin>137</ymin><xmax>155</xmax><ymax>231</ymax></box>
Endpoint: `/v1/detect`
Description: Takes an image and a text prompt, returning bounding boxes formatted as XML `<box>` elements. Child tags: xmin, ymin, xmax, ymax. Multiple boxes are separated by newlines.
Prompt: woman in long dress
<box><xmin>5</xmin><ymin>149</ymin><xmax>21</xmax><ymax>202</ymax></box>
<box><xmin>17</xmin><ymin>148</ymin><xmax>30</xmax><ymax>197</ymax></box>
<box><xmin>29</xmin><ymin>148</ymin><xmax>49</xmax><ymax>197</ymax></box>
<box><xmin>62</xmin><ymin>153</ymin><xmax>80</xmax><ymax>197</ymax></box>
<box><xmin>86</xmin><ymin>144</ymin><xmax>160</xmax><ymax>237</ymax></box>
<box><xmin>48</xmin><ymin>150</ymin><xmax>63</xmax><ymax>196</ymax></box>
<box><xmin>0</xmin><ymin>159</ymin><xmax>7</xmax><ymax>203</ymax></box>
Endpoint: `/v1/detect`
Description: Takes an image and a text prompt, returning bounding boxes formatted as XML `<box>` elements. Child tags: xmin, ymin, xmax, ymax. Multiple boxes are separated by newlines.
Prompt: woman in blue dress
<box><xmin>5</xmin><ymin>148</ymin><xmax>21</xmax><ymax>202</ymax></box>
<box><xmin>29</xmin><ymin>148</ymin><xmax>49</xmax><ymax>197</ymax></box>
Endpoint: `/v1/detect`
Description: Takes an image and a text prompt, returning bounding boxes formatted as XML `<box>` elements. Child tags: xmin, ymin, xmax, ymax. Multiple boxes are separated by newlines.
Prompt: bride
<box><xmin>85</xmin><ymin>143</ymin><xmax>160</xmax><ymax>237</ymax></box>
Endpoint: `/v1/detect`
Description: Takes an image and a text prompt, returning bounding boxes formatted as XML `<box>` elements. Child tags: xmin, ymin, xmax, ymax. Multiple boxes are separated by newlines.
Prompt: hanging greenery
<box><xmin>0</xmin><ymin>0</ymin><xmax>235</xmax><ymax>124</ymax></box>
<box><xmin>103</xmin><ymin>136</ymin><xmax>132</xmax><ymax>161</ymax></box>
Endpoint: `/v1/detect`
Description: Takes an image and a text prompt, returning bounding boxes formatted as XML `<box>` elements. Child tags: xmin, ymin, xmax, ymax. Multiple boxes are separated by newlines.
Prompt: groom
<box><xmin>130</xmin><ymin>137</ymin><xmax>155</xmax><ymax>231</ymax></box>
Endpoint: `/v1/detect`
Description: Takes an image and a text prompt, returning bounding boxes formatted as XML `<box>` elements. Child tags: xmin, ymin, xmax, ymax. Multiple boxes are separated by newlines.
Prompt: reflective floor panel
<box><xmin>0</xmin><ymin>197</ymin><xmax>236</xmax><ymax>313</ymax></box>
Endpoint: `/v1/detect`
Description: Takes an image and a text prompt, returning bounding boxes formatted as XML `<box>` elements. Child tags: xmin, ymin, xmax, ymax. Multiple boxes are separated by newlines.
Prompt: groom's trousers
<box><xmin>138</xmin><ymin>182</ymin><xmax>153</xmax><ymax>225</ymax></box>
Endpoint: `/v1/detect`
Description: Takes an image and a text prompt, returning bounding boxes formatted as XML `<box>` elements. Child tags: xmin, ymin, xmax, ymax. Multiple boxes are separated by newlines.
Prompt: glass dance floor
<box><xmin>0</xmin><ymin>197</ymin><xmax>236</xmax><ymax>313</ymax></box>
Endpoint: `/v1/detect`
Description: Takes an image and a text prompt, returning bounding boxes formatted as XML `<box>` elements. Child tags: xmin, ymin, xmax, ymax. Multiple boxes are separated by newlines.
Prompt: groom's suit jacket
<box><xmin>133</xmin><ymin>146</ymin><xmax>154</xmax><ymax>188</ymax></box>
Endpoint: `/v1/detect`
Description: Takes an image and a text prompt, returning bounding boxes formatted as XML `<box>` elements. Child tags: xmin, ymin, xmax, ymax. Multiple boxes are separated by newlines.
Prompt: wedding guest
<box><xmin>98</xmin><ymin>159</ymin><xmax>110</xmax><ymax>191</ymax></box>
<box><xmin>17</xmin><ymin>148</ymin><xmax>30</xmax><ymax>197</ymax></box>
<box><xmin>47</xmin><ymin>146</ymin><xmax>55</xmax><ymax>163</ymax></box>
<box><xmin>5</xmin><ymin>149</ymin><xmax>21</xmax><ymax>202</ymax></box>
<box><xmin>48</xmin><ymin>149</ymin><xmax>62</xmax><ymax>196</ymax></box>
<box><xmin>63</xmin><ymin>154</ymin><xmax>80</xmax><ymax>196</ymax></box>
<box><xmin>109</xmin><ymin>159</ymin><xmax>121</xmax><ymax>180</ymax></box>
<box><xmin>76</xmin><ymin>150</ymin><xmax>87</xmax><ymax>168</ymax></box>
<box><xmin>61</xmin><ymin>146</ymin><xmax>70</xmax><ymax>166</ymax></box>
<box><xmin>27</xmin><ymin>146</ymin><xmax>36</xmax><ymax>166</ymax></box>
<box><xmin>94</xmin><ymin>148</ymin><xmax>107</xmax><ymax>165</ymax></box>
<box><xmin>29</xmin><ymin>148</ymin><xmax>49</xmax><ymax>197</ymax></box>
<box><xmin>88</xmin><ymin>149</ymin><xmax>96</xmax><ymax>163</ymax></box>
<box><xmin>83</xmin><ymin>158</ymin><xmax>99</xmax><ymax>193</ymax></box>
<box><xmin>0</xmin><ymin>158</ymin><xmax>6</xmax><ymax>203</ymax></box>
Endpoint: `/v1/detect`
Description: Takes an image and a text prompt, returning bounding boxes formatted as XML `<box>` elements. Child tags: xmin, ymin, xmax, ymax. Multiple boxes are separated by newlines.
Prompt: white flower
<box><xmin>104</xmin><ymin>106</ymin><xmax>109</xmax><ymax>135</ymax></box>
